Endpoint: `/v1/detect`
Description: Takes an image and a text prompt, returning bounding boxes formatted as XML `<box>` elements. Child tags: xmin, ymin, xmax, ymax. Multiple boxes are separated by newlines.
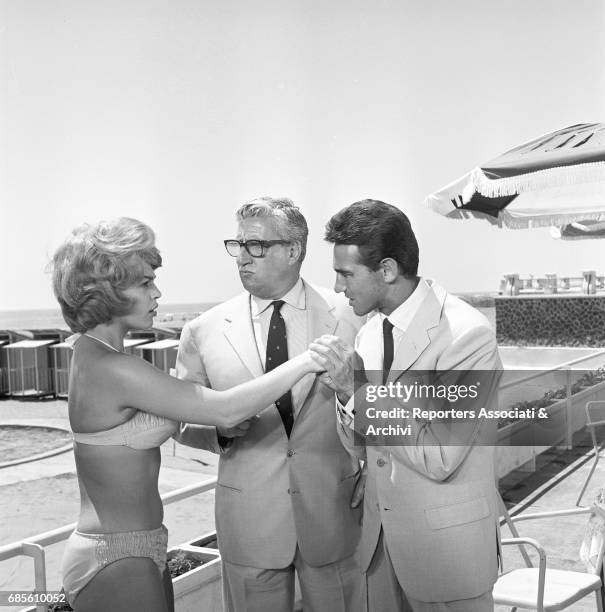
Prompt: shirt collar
<box><xmin>250</xmin><ymin>277</ymin><xmax>306</xmax><ymax>316</ymax></box>
<box><xmin>383</xmin><ymin>277</ymin><xmax>430</xmax><ymax>332</ymax></box>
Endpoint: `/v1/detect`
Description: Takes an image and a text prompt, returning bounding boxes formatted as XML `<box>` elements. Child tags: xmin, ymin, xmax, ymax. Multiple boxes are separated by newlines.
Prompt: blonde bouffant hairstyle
<box><xmin>52</xmin><ymin>217</ymin><xmax>162</xmax><ymax>333</ymax></box>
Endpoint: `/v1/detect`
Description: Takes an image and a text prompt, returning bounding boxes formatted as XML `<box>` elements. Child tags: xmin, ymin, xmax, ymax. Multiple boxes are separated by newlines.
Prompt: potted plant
<box><xmin>185</xmin><ymin>530</ymin><xmax>218</xmax><ymax>550</ymax></box>
<box><xmin>168</xmin><ymin>545</ymin><xmax>222</xmax><ymax>612</ymax></box>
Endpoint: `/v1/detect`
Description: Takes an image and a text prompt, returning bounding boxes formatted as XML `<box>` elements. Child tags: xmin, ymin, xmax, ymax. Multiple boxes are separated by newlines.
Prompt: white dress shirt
<box><xmin>338</xmin><ymin>277</ymin><xmax>431</xmax><ymax>424</ymax></box>
<box><xmin>250</xmin><ymin>277</ymin><xmax>308</xmax><ymax>417</ymax></box>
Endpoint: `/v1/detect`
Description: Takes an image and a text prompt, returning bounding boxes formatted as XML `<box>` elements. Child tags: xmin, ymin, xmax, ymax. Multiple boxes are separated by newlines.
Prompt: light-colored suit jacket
<box><xmin>176</xmin><ymin>281</ymin><xmax>362</xmax><ymax>569</ymax></box>
<box><xmin>339</xmin><ymin>279</ymin><xmax>501</xmax><ymax>602</ymax></box>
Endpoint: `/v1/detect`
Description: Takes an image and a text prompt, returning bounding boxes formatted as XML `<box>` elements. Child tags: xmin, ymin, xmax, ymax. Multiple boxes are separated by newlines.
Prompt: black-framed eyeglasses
<box><xmin>223</xmin><ymin>239</ymin><xmax>291</xmax><ymax>258</ymax></box>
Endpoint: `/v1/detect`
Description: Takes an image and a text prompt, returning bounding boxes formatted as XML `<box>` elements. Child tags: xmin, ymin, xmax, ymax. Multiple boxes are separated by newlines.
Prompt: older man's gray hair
<box><xmin>236</xmin><ymin>196</ymin><xmax>308</xmax><ymax>262</ymax></box>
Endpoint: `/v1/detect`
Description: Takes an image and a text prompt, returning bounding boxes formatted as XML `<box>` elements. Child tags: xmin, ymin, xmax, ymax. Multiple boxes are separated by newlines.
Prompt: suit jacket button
<box><xmin>376</xmin><ymin>458</ymin><xmax>386</xmax><ymax>467</ymax></box>
<box><xmin>287</xmin><ymin>449</ymin><xmax>295</xmax><ymax>457</ymax></box>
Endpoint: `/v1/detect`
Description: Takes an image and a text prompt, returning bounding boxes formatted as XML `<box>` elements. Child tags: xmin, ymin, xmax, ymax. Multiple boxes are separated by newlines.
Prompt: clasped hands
<box><xmin>309</xmin><ymin>334</ymin><xmax>365</xmax><ymax>405</ymax></box>
<box><xmin>219</xmin><ymin>335</ymin><xmax>364</xmax><ymax>440</ymax></box>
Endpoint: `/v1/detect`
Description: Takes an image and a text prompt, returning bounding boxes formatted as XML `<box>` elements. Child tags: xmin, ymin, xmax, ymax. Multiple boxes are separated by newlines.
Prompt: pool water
<box><xmin>0</xmin><ymin>425</ymin><xmax>72</xmax><ymax>463</ymax></box>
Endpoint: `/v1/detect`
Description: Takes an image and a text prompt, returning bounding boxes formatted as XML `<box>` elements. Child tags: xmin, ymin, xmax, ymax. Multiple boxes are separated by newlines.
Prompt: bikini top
<box><xmin>72</xmin><ymin>410</ymin><xmax>178</xmax><ymax>450</ymax></box>
<box><xmin>70</xmin><ymin>333</ymin><xmax>178</xmax><ymax>450</ymax></box>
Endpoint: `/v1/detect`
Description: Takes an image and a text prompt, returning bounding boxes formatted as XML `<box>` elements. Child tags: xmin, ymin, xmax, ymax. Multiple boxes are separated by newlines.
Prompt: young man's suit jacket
<box><xmin>176</xmin><ymin>281</ymin><xmax>363</xmax><ymax>569</ymax></box>
<box><xmin>339</xmin><ymin>279</ymin><xmax>502</xmax><ymax>603</ymax></box>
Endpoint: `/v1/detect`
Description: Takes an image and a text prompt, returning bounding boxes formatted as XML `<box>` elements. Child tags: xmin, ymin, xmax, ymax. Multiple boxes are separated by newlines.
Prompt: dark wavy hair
<box><xmin>51</xmin><ymin>217</ymin><xmax>162</xmax><ymax>332</ymax></box>
<box><xmin>324</xmin><ymin>199</ymin><xmax>419</xmax><ymax>277</ymax></box>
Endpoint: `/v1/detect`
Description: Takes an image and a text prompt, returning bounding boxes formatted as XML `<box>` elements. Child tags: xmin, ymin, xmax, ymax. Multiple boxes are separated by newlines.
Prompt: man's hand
<box><xmin>309</xmin><ymin>335</ymin><xmax>365</xmax><ymax>404</ymax></box>
<box><xmin>217</xmin><ymin>416</ymin><xmax>258</xmax><ymax>439</ymax></box>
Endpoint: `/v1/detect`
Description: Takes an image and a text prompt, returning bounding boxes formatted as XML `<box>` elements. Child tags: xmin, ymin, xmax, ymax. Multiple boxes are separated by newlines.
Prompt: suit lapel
<box><xmin>295</xmin><ymin>283</ymin><xmax>338</xmax><ymax>421</ymax></box>
<box><xmin>387</xmin><ymin>328</ymin><xmax>430</xmax><ymax>380</ymax></box>
<box><xmin>388</xmin><ymin>281</ymin><xmax>446</xmax><ymax>383</ymax></box>
<box><xmin>306</xmin><ymin>284</ymin><xmax>339</xmax><ymax>342</ymax></box>
<box><xmin>223</xmin><ymin>294</ymin><xmax>264</xmax><ymax>378</ymax></box>
<box><xmin>222</xmin><ymin>285</ymin><xmax>340</xmax><ymax>429</ymax></box>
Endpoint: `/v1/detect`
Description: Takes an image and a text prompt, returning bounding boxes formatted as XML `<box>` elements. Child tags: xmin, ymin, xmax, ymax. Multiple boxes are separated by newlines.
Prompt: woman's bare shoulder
<box><xmin>68</xmin><ymin>353</ymin><xmax>140</xmax><ymax>430</ymax></box>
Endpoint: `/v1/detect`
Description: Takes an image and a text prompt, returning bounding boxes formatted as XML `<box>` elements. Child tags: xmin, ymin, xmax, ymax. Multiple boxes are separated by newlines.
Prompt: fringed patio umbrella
<box><xmin>425</xmin><ymin>123</ymin><xmax>605</xmax><ymax>231</ymax></box>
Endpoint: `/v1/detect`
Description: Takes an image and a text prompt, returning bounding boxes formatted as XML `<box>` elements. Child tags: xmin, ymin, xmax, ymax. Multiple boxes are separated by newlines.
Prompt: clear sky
<box><xmin>1</xmin><ymin>0</ymin><xmax>604</xmax><ymax>310</ymax></box>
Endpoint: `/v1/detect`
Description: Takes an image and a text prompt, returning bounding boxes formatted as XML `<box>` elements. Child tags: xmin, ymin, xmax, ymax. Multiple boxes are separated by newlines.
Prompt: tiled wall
<box><xmin>495</xmin><ymin>295</ymin><xmax>605</xmax><ymax>346</ymax></box>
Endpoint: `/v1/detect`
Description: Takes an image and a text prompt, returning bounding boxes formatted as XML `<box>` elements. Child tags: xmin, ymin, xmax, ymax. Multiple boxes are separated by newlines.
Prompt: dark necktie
<box><xmin>265</xmin><ymin>300</ymin><xmax>294</xmax><ymax>437</ymax></box>
<box><xmin>382</xmin><ymin>317</ymin><xmax>394</xmax><ymax>385</ymax></box>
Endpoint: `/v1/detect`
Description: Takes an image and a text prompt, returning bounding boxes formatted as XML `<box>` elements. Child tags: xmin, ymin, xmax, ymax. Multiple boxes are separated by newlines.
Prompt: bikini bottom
<box><xmin>61</xmin><ymin>524</ymin><xmax>168</xmax><ymax>605</ymax></box>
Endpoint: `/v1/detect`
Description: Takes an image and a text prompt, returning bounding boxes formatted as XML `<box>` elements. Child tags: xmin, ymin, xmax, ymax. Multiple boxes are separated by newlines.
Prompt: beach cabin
<box><xmin>3</xmin><ymin>339</ymin><xmax>58</xmax><ymax>398</ymax></box>
<box><xmin>51</xmin><ymin>342</ymin><xmax>73</xmax><ymax>398</ymax></box>
<box><xmin>127</xmin><ymin>330</ymin><xmax>159</xmax><ymax>342</ymax></box>
<box><xmin>124</xmin><ymin>337</ymin><xmax>152</xmax><ymax>355</ymax></box>
<box><xmin>135</xmin><ymin>338</ymin><xmax>179</xmax><ymax>375</ymax></box>
<box><xmin>0</xmin><ymin>338</ymin><xmax>9</xmax><ymax>396</ymax></box>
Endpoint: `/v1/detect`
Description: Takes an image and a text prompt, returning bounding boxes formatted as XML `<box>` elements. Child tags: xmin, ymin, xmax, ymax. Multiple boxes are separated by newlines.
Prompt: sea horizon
<box><xmin>0</xmin><ymin>302</ymin><xmax>219</xmax><ymax>331</ymax></box>
<box><xmin>0</xmin><ymin>291</ymin><xmax>498</xmax><ymax>332</ymax></box>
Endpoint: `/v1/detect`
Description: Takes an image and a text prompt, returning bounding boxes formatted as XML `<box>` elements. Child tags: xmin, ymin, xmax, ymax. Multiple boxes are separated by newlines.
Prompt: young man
<box><xmin>313</xmin><ymin>199</ymin><xmax>501</xmax><ymax>612</ymax></box>
<box><xmin>175</xmin><ymin>197</ymin><xmax>363</xmax><ymax>612</ymax></box>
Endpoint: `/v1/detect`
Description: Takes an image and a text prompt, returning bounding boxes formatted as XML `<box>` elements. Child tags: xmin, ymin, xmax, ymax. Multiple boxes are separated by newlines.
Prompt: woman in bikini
<box><xmin>51</xmin><ymin>218</ymin><xmax>325</xmax><ymax>612</ymax></box>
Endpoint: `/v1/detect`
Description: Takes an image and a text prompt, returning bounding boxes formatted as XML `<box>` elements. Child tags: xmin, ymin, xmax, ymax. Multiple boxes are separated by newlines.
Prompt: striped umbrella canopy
<box><xmin>425</xmin><ymin>123</ymin><xmax>605</xmax><ymax>231</ymax></box>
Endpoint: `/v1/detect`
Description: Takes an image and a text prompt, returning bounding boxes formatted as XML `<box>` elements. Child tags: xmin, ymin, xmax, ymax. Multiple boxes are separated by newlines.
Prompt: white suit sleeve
<box><xmin>173</xmin><ymin>322</ymin><xmax>228</xmax><ymax>454</ymax></box>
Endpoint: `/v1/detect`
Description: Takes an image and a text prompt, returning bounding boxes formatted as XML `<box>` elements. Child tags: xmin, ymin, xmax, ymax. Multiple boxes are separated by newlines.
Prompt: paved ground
<box><xmin>495</xmin><ymin>437</ymin><xmax>604</xmax><ymax>611</ymax></box>
<box><xmin>2</xmin><ymin>399</ymin><xmax>605</xmax><ymax>611</ymax></box>
<box><xmin>495</xmin><ymin>423</ymin><xmax>605</xmax><ymax>612</ymax></box>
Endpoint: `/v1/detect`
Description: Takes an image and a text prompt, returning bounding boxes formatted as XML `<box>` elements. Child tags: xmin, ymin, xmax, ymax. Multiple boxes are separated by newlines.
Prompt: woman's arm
<box><xmin>107</xmin><ymin>350</ymin><xmax>321</xmax><ymax>428</ymax></box>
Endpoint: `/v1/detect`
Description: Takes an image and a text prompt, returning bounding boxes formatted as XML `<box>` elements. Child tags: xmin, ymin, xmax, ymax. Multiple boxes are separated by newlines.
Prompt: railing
<box><xmin>500</xmin><ymin>270</ymin><xmax>605</xmax><ymax>296</ymax></box>
<box><xmin>499</xmin><ymin>348</ymin><xmax>605</xmax><ymax>450</ymax></box>
<box><xmin>0</xmin><ymin>477</ymin><xmax>217</xmax><ymax>612</ymax></box>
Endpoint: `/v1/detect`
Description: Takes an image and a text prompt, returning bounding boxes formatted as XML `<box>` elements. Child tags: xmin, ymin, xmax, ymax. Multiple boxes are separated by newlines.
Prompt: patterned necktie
<box><xmin>265</xmin><ymin>300</ymin><xmax>294</xmax><ymax>437</ymax></box>
<box><xmin>382</xmin><ymin>317</ymin><xmax>394</xmax><ymax>385</ymax></box>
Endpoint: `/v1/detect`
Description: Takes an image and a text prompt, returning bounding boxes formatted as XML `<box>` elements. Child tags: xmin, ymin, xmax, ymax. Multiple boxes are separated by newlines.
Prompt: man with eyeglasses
<box><xmin>175</xmin><ymin>197</ymin><xmax>364</xmax><ymax>612</ymax></box>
